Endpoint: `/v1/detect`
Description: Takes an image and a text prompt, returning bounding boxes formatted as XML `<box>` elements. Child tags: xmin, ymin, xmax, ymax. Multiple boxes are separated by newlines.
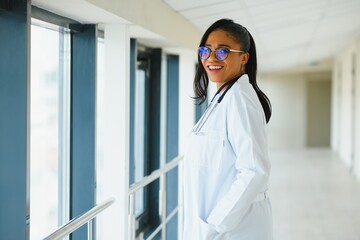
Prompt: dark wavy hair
<box><xmin>194</xmin><ymin>18</ymin><xmax>272</xmax><ymax>123</ymax></box>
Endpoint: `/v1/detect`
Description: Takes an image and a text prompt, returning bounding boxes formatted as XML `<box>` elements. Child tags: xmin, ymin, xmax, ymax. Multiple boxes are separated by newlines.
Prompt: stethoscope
<box><xmin>192</xmin><ymin>75</ymin><xmax>241</xmax><ymax>134</ymax></box>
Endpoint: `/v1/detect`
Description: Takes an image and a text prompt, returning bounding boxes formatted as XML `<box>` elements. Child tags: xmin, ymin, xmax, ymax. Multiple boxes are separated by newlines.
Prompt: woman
<box><xmin>183</xmin><ymin>19</ymin><xmax>273</xmax><ymax>240</ymax></box>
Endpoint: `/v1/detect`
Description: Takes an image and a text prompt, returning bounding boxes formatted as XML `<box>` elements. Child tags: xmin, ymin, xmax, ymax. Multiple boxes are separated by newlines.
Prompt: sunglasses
<box><xmin>198</xmin><ymin>46</ymin><xmax>244</xmax><ymax>61</ymax></box>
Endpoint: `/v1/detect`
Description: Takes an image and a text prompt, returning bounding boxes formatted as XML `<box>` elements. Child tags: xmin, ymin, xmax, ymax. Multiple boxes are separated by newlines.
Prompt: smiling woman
<box><xmin>193</xmin><ymin>20</ymin><xmax>271</xmax><ymax>123</ymax></box>
<box><xmin>183</xmin><ymin>19</ymin><xmax>273</xmax><ymax>240</ymax></box>
<box><xmin>201</xmin><ymin>30</ymin><xmax>247</xmax><ymax>89</ymax></box>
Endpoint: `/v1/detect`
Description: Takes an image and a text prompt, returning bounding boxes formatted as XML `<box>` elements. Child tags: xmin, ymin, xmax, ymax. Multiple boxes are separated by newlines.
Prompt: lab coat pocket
<box><xmin>192</xmin><ymin>130</ymin><xmax>224</xmax><ymax>170</ymax></box>
<box><xmin>198</xmin><ymin>217</ymin><xmax>219</xmax><ymax>240</ymax></box>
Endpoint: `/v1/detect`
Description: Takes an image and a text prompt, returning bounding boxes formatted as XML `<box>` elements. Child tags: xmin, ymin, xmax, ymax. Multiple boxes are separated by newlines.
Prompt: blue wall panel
<box><xmin>165</xmin><ymin>54</ymin><xmax>179</xmax><ymax>240</ymax></box>
<box><xmin>70</xmin><ymin>24</ymin><xmax>96</xmax><ymax>240</ymax></box>
<box><xmin>0</xmin><ymin>2</ymin><xmax>29</xmax><ymax>239</ymax></box>
<box><xmin>129</xmin><ymin>38</ymin><xmax>136</xmax><ymax>185</ymax></box>
<box><xmin>147</xmin><ymin>48</ymin><xmax>162</xmax><ymax>235</ymax></box>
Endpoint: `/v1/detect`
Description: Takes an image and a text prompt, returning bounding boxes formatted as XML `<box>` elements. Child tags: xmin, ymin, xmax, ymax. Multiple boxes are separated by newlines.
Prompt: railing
<box><xmin>128</xmin><ymin>155</ymin><xmax>184</xmax><ymax>240</ymax></box>
<box><xmin>43</xmin><ymin>198</ymin><xmax>115</xmax><ymax>240</ymax></box>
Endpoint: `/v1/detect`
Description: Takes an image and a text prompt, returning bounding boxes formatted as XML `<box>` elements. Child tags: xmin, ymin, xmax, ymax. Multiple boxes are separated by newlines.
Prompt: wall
<box><xmin>88</xmin><ymin>0</ymin><xmax>201</xmax><ymax>49</ymax></box>
<box><xmin>306</xmin><ymin>74</ymin><xmax>331</xmax><ymax>147</ymax></box>
<box><xmin>176</xmin><ymin>49</ymin><xmax>197</xmax><ymax>154</ymax></box>
<box><xmin>332</xmin><ymin>38</ymin><xmax>360</xmax><ymax>180</ymax></box>
<box><xmin>356</xmin><ymin>40</ymin><xmax>360</xmax><ymax>181</ymax></box>
<box><xmin>33</xmin><ymin>0</ymin><xmax>202</xmax><ymax>50</ymax></box>
<box><xmin>259</xmin><ymin>74</ymin><xmax>308</xmax><ymax>150</ymax></box>
<box><xmin>259</xmin><ymin>71</ymin><xmax>331</xmax><ymax>151</ymax></box>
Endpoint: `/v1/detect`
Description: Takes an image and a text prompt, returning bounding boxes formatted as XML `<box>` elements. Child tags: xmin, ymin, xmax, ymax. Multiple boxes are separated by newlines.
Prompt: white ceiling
<box><xmin>163</xmin><ymin>0</ymin><xmax>360</xmax><ymax>72</ymax></box>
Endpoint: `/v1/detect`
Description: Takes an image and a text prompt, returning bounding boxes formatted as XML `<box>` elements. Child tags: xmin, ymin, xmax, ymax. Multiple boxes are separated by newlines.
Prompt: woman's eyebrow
<box><xmin>205</xmin><ymin>43</ymin><xmax>231</xmax><ymax>48</ymax></box>
<box><xmin>218</xmin><ymin>44</ymin><xmax>231</xmax><ymax>47</ymax></box>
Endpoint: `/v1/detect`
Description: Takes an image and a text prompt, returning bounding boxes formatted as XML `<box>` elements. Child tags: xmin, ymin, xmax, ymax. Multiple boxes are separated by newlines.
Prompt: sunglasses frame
<box><xmin>198</xmin><ymin>46</ymin><xmax>244</xmax><ymax>61</ymax></box>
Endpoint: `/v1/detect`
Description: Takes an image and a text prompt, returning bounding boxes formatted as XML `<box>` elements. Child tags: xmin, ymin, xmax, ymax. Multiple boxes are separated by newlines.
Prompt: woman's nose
<box><xmin>207</xmin><ymin>50</ymin><xmax>217</xmax><ymax>61</ymax></box>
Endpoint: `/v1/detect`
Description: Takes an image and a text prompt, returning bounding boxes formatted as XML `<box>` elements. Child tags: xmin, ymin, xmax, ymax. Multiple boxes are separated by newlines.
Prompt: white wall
<box><xmin>356</xmin><ymin>40</ymin><xmax>360</xmax><ymax>181</ymax></box>
<box><xmin>259</xmin><ymin>74</ymin><xmax>308</xmax><ymax>150</ymax></box>
<box><xmin>259</xmin><ymin>71</ymin><xmax>332</xmax><ymax>151</ymax></box>
<box><xmin>87</xmin><ymin>0</ymin><xmax>202</xmax><ymax>50</ymax></box>
<box><xmin>96</xmin><ymin>24</ymin><xmax>130</xmax><ymax>240</ymax></box>
<box><xmin>332</xmin><ymin>37</ymin><xmax>360</xmax><ymax>180</ymax></box>
<box><xmin>33</xmin><ymin>0</ymin><xmax>202</xmax><ymax>50</ymax></box>
<box><xmin>306</xmin><ymin>73</ymin><xmax>332</xmax><ymax>147</ymax></box>
<box><xmin>176</xmin><ymin>50</ymin><xmax>197</xmax><ymax>154</ymax></box>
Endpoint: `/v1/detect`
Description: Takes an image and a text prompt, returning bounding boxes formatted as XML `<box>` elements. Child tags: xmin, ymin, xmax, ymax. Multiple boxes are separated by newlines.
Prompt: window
<box><xmin>134</xmin><ymin>66</ymin><xmax>147</xmax><ymax>216</ymax></box>
<box><xmin>30</xmin><ymin>20</ymin><xmax>71</xmax><ymax>239</ymax></box>
<box><xmin>130</xmin><ymin>46</ymin><xmax>163</xmax><ymax>239</ymax></box>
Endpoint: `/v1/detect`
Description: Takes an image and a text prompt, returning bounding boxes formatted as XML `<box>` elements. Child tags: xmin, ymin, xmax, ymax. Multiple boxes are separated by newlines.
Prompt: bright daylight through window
<box><xmin>30</xmin><ymin>20</ymin><xmax>70</xmax><ymax>240</ymax></box>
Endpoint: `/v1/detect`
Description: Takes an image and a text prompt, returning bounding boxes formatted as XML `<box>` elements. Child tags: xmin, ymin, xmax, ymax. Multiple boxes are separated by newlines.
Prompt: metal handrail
<box><xmin>43</xmin><ymin>198</ymin><xmax>115</xmax><ymax>240</ymax></box>
<box><xmin>129</xmin><ymin>155</ymin><xmax>183</xmax><ymax>194</ymax></box>
<box><xmin>146</xmin><ymin>207</ymin><xmax>178</xmax><ymax>240</ymax></box>
<box><xmin>128</xmin><ymin>155</ymin><xmax>184</xmax><ymax>240</ymax></box>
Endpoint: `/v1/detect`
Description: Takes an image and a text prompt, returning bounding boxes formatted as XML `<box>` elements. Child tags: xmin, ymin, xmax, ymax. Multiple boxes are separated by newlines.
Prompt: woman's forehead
<box><xmin>205</xmin><ymin>30</ymin><xmax>240</xmax><ymax>47</ymax></box>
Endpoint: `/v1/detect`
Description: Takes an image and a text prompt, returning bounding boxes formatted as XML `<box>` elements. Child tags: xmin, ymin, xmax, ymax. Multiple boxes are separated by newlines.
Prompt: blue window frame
<box><xmin>0</xmin><ymin>4</ymin><xmax>97</xmax><ymax>239</ymax></box>
<box><xmin>0</xmin><ymin>1</ymin><xmax>30</xmax><ymax>239</ymax></box>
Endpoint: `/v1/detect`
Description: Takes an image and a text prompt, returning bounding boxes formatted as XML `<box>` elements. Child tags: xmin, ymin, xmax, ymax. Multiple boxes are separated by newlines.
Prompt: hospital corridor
<box><xmin>2</xmin><ymin>0</ymin><xmax>360</xmax><ymax>239</ymax></box>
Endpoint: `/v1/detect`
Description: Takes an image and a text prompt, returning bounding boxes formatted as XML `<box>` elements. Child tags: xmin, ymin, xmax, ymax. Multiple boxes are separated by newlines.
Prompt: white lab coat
<box><xmin>183</xmin><ymin>74</ymin><xmax>273</xmax><ymax>240</ymax></box>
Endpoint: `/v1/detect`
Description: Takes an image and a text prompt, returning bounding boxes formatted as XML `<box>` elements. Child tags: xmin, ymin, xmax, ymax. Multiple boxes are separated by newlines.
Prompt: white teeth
<box><xmin>209</xmin><ymin>65</ymin><xmax>223</xmax><ymax>70</ymax></box>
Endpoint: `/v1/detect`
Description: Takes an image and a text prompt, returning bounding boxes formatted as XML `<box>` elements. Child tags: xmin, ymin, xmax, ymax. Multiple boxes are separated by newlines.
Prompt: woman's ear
<box><xmin>241</xmin><ymin>52</ymin><xmax>249</xmax><ymax>65</ymax></box>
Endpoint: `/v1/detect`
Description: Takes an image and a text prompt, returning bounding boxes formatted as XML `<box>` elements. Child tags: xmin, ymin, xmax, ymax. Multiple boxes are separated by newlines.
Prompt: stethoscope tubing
<box><xmin>192</xmin><ymin>75</ymin><xmax>241</xmax><ymax>134</ymax></box>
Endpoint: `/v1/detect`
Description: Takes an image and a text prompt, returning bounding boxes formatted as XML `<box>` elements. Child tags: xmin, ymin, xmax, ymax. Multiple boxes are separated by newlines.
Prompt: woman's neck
<box><xmin>216</xmin><ymin>74</ymin><xmax>243</xmax><ymax>92</ymax></box>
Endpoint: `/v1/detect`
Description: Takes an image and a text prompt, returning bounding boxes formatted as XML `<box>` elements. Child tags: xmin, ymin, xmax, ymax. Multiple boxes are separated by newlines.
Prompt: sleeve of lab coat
<box><xmin>206</xmin><ymin>91</ymin><xmax>270</xmax><ymax>233</ymax></box>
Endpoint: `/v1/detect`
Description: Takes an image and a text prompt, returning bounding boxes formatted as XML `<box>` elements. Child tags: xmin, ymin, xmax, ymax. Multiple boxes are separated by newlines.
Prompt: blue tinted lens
<box><xmin>215</xmin><ymin>48</ymin><xmax>229</xmax><ymax>60</ymax></box>
<box><xmin>198</xmin><ymin>47</ymin><xmax>210</xmax><ymax>60</ymax></box>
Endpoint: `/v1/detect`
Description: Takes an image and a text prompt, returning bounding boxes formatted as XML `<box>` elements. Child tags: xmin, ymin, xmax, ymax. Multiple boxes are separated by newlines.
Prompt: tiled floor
<box><xmin>269</xmin><ymin>148</ymin><xmax>360</xmax><ymax>240</ymax></box>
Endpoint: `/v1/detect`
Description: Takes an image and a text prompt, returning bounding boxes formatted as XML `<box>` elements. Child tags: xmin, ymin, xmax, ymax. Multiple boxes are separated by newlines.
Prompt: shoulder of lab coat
<box><xmin>206</xmin><ymin>77</ymin><xmax>271</xmax><ymax>233</ymax></box>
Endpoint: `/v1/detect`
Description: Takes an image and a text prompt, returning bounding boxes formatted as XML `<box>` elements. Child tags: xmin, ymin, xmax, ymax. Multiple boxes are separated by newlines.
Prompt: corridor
<box><xmin>270</xmin><ymin>149</ymin><xmax>360</xmax><ymax>240</ymax></box>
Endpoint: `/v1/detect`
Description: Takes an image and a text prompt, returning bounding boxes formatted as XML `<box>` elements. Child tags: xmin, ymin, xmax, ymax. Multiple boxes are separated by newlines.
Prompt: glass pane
<box><xmin>134</xmin><ymin>69</ymin><xmax>146</xmax><ymax>216</ymax></box>
<box><xmin>30</xmin><ymin>23</ymin><xmax>60</xmax><ymax>239</ymax></box>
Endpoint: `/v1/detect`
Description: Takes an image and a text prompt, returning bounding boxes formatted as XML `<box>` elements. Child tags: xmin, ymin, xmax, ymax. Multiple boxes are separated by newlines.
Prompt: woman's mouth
<box><xmin>208</xmin><ymin>65</ymin><xmax>223</xmax><ymax>71</ymax></box>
